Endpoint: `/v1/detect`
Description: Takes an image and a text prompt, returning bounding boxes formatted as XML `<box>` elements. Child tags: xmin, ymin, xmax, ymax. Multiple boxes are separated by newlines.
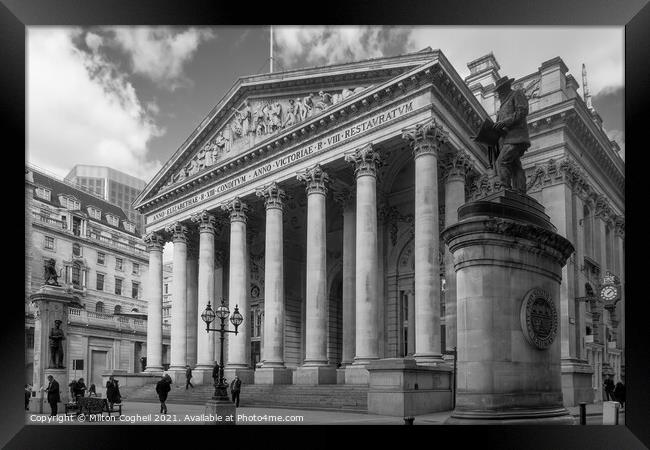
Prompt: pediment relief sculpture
<box><xmin>157</xmin><ymin>86</ymin><xmax>369</xmax><ymax>194</ymax></box>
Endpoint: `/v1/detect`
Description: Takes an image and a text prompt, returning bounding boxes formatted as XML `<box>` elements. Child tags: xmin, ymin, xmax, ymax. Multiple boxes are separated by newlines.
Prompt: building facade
<box><xmin>132</xmin><ymin>49</ymin><xmax>624</xmax><ymax>405</ymax></box>
<box><xmin>25</xmin><ymin>166</ymin><xmax>168</xmax><ymax>392</ymax></box>
<box><xmin>65</xmin><ymin>165</ymin><xmax>147</xmax><ymax>236</ymax></box>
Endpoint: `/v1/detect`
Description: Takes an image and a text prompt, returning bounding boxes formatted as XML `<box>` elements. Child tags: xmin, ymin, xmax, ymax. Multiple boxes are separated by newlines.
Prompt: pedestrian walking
<box><xmin>74</xmin><ymin>377</ymin><xmax>87</xmax><ymax>399</ymax></box>
<box><xmin>156</xmin><ymin>374</ymin><xmax>171</xmax><ymax>414</ymax></box>
<box><xmin>230</xmin><ymin>375</ymin><xmax>242</xmax><ymax>407</ymax></box>
<box><xmin>604</xmin><ymin>376</ymin><xmax>615</xmax><ymax>401</ymax></box>
<box><xmin>185</xmin><ymin>365</ymin><xmax>194</xmax><ymax>390</ymax></box>
<box><xmin>68</xmin><ymin>379</ymin><xmax>78</xmax><ymax>400</ymax></box>
<box><xmin>105</xmin><ymin>376</ymin><xmax>121</xmax><ymax>409</ymax></box>
<box><xmin>614</xmin><ymin>380</ymin><xmax>626</xmax><ymax>409</ymax></box>
<box><xmin>44</xmin><ymin>375</ymin><xmax>60</xmax><ymax>416</ymax></box>
<box><xmin>24</xmin><ymin>384</ymin><xmax>32</xmax><ymax>411</ymax></box>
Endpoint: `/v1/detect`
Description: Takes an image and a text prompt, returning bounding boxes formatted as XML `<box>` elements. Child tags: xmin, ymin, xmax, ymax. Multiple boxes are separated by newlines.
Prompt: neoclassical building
<box><xmin>133</xmin><ymin>49</ymin><xmax>624</xmax><ymax>405</ymax></box>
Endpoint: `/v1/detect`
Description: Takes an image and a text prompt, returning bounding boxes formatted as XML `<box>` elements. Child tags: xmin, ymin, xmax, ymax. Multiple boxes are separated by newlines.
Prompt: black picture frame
<box><xmin>3</xmin><ymin>0</ymin><xmax>648</xmax><ymax>448</ymax></box>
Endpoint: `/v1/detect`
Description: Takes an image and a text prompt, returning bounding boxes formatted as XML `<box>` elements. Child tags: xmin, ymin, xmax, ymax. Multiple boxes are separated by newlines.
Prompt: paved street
<box><xmin>24</xmin><ymin>401</ymin><xmax>624</xmax><ymax>426</ymax></box>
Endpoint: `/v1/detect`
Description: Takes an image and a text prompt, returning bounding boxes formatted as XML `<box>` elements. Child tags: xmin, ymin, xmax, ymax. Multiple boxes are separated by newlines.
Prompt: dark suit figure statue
<box><xmin>493</xmin><ymin>76</ymin><xmax>531</xmax><ymax>193</ymax></box>
<box><xmin>49</xmin><ymin>319</ymin><xmax>65</xmax><ymax>368</ymax></box>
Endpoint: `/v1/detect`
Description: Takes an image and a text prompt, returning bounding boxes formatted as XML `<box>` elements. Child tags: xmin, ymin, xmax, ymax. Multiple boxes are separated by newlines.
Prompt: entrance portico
<box><xmin>134</xmin><ymin>50</ymin><xmax>490</xmax><ymax>386</ymax></box>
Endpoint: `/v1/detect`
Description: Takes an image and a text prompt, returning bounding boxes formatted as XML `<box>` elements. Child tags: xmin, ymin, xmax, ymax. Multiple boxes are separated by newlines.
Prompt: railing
<box><xmin>32</xmin><ymin>212</ymin><xmax>66</xmax><ymax>229</ymax></box>
<box><xmin>68</xmin><ymin>308</ymin><xmax>147</xmax><ymax>333</ymax></box>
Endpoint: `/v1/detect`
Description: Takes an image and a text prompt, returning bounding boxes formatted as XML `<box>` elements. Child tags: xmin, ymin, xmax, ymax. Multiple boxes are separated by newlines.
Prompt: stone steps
<box><xmin>123</xmin><ymin>383</ymin><xmax>369</xmax><ymax>411</ymax></box>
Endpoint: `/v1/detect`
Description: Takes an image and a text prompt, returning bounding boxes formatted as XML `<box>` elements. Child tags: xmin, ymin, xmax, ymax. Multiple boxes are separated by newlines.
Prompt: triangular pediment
<box><xmin>135</xmin><ymin>49</ymin><xmax>441</xmax><ymax>207</ymax></box>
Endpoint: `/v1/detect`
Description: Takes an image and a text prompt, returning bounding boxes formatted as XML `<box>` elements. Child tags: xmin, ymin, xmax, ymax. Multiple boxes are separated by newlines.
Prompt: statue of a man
<box><xmin>43</xmin><ymin>259</ymin><xmax>60</xmax><ymax>286</ymax></box>
<box><xmin>493</xmin><ymin>76</ymin><xmax>531</xmax><ymax>193</ymax></box>
<box><xmin>49</xmin><ymin>319</ymin><xmax>65</xmax><ymax>368</ymax></box>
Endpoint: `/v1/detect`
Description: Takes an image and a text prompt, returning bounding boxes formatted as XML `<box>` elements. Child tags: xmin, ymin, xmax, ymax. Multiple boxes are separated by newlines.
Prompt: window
<box><xmin>115</xmin><ymin>258</ymin><xmax>123</xmax><ymax>271</ymax></box>
<box><xmin>44</xmin><ymin>236</ymin><xmax>55</xmax><ymax>250</ymax></box>
<box><xmin>132</xmin><ymin>263</ymin><xmax>140</xmax><ymax>275</ymax></box>
<box><xmin>72</xmin><ymin>243</ymin><xmax>82</xmax><ymax>257</ymax></box>
<box><xmin>61</xmin><ymin>215</ymin><xmax>68</xmax><ymax>230</ymax></box>
<box><xmin>72</xmin><ymin>217</ymin><xmax>82</xmax><ymax>236</ymax></box>
<box><xmin>164</xmin><ymin>284</ymin><xmax>169</xmax><ymax>294</ymax></box>
<box><xmin>115</xmin><ymin>278</ymin><xmax>122</xmax><ymax>296</ymax></box>
<box><xmin>106</xmin><ymin>214</ymin><xmax>120</xmax><ymax>227</ymax></box>
<box><xmin>131</xmin><ymin>281</ymin><xmax>140</xmax><ymax>299</ymax></box>
<box><xmin>95</xmin><ymin>301</ymin><xmax>104</xmax><ymax>313</ymax></box>
<box><xmin>114</xmin><ymin>305</ymin><xmax>122</xmax><ymax>314</ymax></box>
<box><xmin>35</xmin><ymin>187</ymin><xmax>51</xmax><ymax>201</ymax></box>
<box><xmin>87</xmin><ymin>206</ymin><xmax>102</xmax><ymax>220</ymax></box>
<box><xmin>59</xmin><ymin>195</ymin><xmax>80</xmax><ymax>210</ymax></box>
<box><xmin>96</xmin><ymin>273</ymin><xmax>104</xmax><ymax>291</ymax></box>
<box><xmin>123</xmin><ymin>222</ymin><xmax>136</xmax><ymax>233</ymax></box>
<box><xmin>71</xmin><ymin>264</ymin><xmax>81</xmax><ymax>288</ymax></box>
<box><xmin>97</xmin><ymin>252</ymin><xmax>105</xmax><ymax>265</ymax></box>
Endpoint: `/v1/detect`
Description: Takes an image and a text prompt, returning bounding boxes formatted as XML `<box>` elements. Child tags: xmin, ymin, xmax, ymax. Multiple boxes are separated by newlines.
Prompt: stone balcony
<box><xmin>67</xmin><ymin>307</ymin><xmax>171</xmax><ymax>337</ymax></box>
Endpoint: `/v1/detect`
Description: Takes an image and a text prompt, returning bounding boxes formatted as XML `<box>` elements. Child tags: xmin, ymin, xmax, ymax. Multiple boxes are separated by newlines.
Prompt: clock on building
<box><xmin>599</xmin><ymin>284</ymin><xmax>619</xmax><ymax>304</ymax></box>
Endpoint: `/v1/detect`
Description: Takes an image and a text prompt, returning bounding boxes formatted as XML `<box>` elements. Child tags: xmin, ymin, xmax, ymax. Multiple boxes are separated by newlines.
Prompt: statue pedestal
<box><xmin>441</xmin><ymin>189</ymin><xmax>575</xmax><ymax>425</ymax></box>
<box><xmin>30</xmin><ymin>285</ymin><xmax>75</xmax><ymax>411</ymax></box>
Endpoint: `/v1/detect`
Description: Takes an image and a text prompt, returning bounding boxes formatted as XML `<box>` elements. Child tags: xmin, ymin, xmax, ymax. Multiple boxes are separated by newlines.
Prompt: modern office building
<box><xmin>65</xmin><ymin>165</ymin><xmax>147</xmax><ymax>236</ymax></box>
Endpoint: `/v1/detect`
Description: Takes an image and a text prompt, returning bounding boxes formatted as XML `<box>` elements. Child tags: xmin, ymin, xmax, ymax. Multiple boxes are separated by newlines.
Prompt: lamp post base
<box><xmin>204</xmin><ymin>395</ymin><xmax>236</xmax><ymax>425</ymax></box>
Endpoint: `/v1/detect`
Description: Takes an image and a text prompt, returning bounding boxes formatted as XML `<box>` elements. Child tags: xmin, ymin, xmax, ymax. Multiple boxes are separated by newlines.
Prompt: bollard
<box><xmin>404</xmin><ymin>416</ymin><xmax>415</xmax><ymax>425</ymax></box>
<box><xmin>579</xmin><ymin>402</ymin><xmax>587</xmax><ymax>425</ymax></box>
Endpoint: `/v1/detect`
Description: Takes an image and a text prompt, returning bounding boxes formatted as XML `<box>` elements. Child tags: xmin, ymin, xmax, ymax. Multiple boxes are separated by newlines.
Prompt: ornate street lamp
<box><xmin>201</xmin><ymin>298</ymin><xmax>243</xmax><ymax>401</ymax></box>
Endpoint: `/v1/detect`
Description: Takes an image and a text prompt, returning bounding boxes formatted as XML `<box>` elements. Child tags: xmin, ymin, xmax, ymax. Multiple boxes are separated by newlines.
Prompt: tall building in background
<box><xmin>65</xmin><ymin>165</ymin><xmax>147</xmax><ymax>236</ymax></box>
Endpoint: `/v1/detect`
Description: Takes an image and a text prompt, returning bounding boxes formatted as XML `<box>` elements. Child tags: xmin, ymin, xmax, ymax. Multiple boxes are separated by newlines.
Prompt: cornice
<box><xmin>527</xmin><ymin>100</ymin><xmax>624</xmax><ymax>193</ymax></box>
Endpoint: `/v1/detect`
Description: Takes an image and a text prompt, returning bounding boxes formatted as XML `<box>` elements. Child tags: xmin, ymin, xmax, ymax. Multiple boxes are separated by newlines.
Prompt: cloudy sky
<box><xmin>27</xmin><ymin>26</ymin><xmax>624</xmax><ymax>183</ymax></box>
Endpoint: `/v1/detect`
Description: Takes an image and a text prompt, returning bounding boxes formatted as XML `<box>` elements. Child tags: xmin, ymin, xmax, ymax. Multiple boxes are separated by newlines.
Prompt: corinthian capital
<box><xmin>221</xmin><ymin>197</ymin><xmax>248</xmax><ymax>223</ymax></box>
<box><xmin>143</xmin><ymin>232</ymin><xmax>166</xmax><ymax>251</ymax></box>
<box><xmin>594</xmin><ymin>195</ymin><xmax>612</xmax><ymax>221</ymax></box>
<box><xmin>164</xmin><ymin>222</ymin><xmax>188</xmax><ymax>243</ymax></box>
<box><xmin>191</xmin><ymin>210</ymin><xmax>217</xmax><ymax>233</ymax></box>
<box><xmin>402</xmin><ymin>118</ymin><xmax>449</xmax><ymax>158</ymax></box>
<box><xmin>256</xmin><ymin>182</ymin><xmax>286</xmax><ymax>210</ymax></box>
<box><xmin>344</xmin><ymin>144</ymin><xmax>380</xmax><ymax>178</ymax></box>
<box><xmin>442</xmin><ymin>150</ymin><xmax>473</xmax><ymax>181</ymax></box>
<box><xmin>297</xmin><ymin>164</ymin><xmax>329</xmax><ymax>195</ymax></box>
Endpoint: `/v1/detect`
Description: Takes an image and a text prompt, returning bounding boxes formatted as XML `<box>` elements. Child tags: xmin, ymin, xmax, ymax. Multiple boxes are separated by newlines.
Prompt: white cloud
<box><xmin>27</xmin><ymin>27</ymin><xmax>163</xmax><ymax>181</ymax></box>
<box><xmin>274</xmin><ymin>26</ymin><xmax>414</xmax><ymax>68</ymax></box>
<box><xmin>85</xmin><ymin>32</ymin><xmax>103</xmax><ymax>52</ymax></box>
<box><xmin>111</xmin><ymin>27</ymin><xmax>216</xmax><ymax>90</ymax></box>
<box><xmin>406</xmin><ymin>26</ymin><xmax>623</xmax><ymax>96</ymax></box>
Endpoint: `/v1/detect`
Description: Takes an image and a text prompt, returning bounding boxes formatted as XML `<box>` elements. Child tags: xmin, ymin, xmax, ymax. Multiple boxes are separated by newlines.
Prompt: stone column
<box><xmin>403</xmin><ymin>119</ymin><xmax>448</xmax><ymax>365</ymax></box>
<box><xmin>407</xmin><ymin>290</ymin><xmax>416</xmax><ymax>356</ymax></box>
<box><xmin>573</xmin><ymin>190</ymin><xmax>587</xmax><ymax>360</ymax></box>
<box><xmin>186</xmin><ymin>242</ymin><xmax>199</xmax><ymax>368</ymax></box>
<box><xmin>295</xmin><ymin>164</ymin><xmax>336</xmax><ymax>384</ymax></box>
<box><xmin>191</xmin><ymin>211</ymin><xmax>217</xmax><ymax>384</ymax></box>
<box><xmin>222</xmin><ymin>198</ymin><xmax>254</xmax><ymax>384</ymax></box>
<box><xmin>442</xmin><ymin>151</ymin><xmax>471</xmax><ymax>353</ymax></box>
<box><xmin>213</xmin><ymin>252</ymin><xmax>225</xmax><ymax>365</ymax></box>
<box><xmin>594</xmin><ymin>196</ymin><xmax>610</xmax><ymax>345</ymax></box>
<box><xmin>344</xmin><ymin>144</ymin><xmax>380</xmax><ymax>384</ymax></box>
<box><xmin>166</xmin><ymin>222</ymin><xmax>189</xmax><ymax>378</ymax></box>
<box><xmin>144</xmin><ymin>232</ymin><xmax>165</xmax><ymax>372</ymax></box>
<box><xmin>337</xmin><ymin>188</ymin><xmax>356</xmax><ymax>367</ymax></box>
<box><xmin>614</xmin><ymin>218</ymin><xmax>625</xmax><ymax>356</ymax></box>
<box><xmin>254</xmin><ymin>183</ymin><xmax>292</xmax><ymax>384</ymax></box>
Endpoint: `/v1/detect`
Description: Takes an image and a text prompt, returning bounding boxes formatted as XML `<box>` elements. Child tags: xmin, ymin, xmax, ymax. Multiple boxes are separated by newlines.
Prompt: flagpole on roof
<box><xmin>270</xmin><ymin>25</ymin><xmax>273</xmax><ymax>73</ymax></box>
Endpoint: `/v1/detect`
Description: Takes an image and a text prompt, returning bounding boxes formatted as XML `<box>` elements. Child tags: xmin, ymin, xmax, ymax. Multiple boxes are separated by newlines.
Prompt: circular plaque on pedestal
<box><xmin>520</xmin><ymin>288</ymin><xmax>558</xmax><ymax>350</ymax></box>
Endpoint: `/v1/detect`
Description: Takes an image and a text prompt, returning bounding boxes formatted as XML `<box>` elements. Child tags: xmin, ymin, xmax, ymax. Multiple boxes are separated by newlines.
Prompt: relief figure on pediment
<box><xmin>254</xmin><ymin>106</ymin><xmax>267</xmax><ymax>136</ymax></box>
<box><xmin>232</xmin><ymin>101</ymin><xmax>252</xmax><ymax>138</ymax></box>
<box><xmin>270</xmin><ymin>101</ymin><xmax>282</xmax><ymax>132</ymax></box>
<box><xmin>284</xmin><ymin>99</ymin><xmax>298</xmax><ymax>127</ymax></box>
<box><xmin>299</xmin><ymin>94</ymin><xmax>314</xmax><ymax>121</ymax></box>
<box><xmin>314</xmin><ymin>91</ymin><xmax>333</xmax><ymax>111</ymax></box>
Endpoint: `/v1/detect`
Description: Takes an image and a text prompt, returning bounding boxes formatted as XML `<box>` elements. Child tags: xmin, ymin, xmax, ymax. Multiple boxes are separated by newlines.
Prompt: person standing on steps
<box><xmin>185</xmin><ymin>365</ymin><xmax>194</xmax><ymax>390</ymax></box>
<box><xmin>44</xmin><ymin>375</ymin><xmax>60</xmax><ymax>416</ymax></box>
<box><xmin>156</xmin><ymin>374</ymin><xmax>171</xmax><ymax>414</ymax></box>
<box><xmin>230</xmin><ymin>375</ymin><xmax>242</xmax><ymax>407</ymax></box>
